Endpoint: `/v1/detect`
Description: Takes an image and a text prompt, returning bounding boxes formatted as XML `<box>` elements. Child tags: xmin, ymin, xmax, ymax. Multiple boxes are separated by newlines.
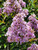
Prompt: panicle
<box><xmin>3</xmin><ymin>0</ymin><xmax>22</xmax><ymax>15</ymax></box>
<box><xmin>3</xmin><ymin>0</ymin><xmax>26</xmax><ymax>15</ymax></box>
<box><xmin>5</xmin><ymin>12</ymin><xmax>35</xmax><ymax>45</ymax></box>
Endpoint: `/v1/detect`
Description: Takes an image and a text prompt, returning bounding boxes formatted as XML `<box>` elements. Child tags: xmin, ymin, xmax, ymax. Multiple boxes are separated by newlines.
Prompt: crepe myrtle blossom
<box><xmin>3</xmin><ymin>0</ymin><xmax>22</xmax><ymax>15</ymax></box>
<box><xmin>18</xmin><ymin>0</ymin><xmax>26</xmax><ymax>8</ymax></box>
<box><xmin>27</xmin><ymin>44</ymin><xmax>38</xmax><ymax>50</ymax></box>
<box><xmin>5</xmin><ymin>13</ymin><xmax>35</xmax><ymax>45</ymax></box>
<box><xmin>3</xmin><ymin>0</ymin><xmax>26</xmax><ymax>15</ymax></box>
<box><xmin>19</xmin><ymin>9</ymin><xmax>29</xmax><ymax>16</ymax></box>
<box><xmin>28</xmin><ymin>14</ymin><xmax>38</xmax><ymax>32</ymax></box>
<box><xmin>22</xmin><ymin>9</ymin><xmax>29</xmax><ymax>16</ymax></box>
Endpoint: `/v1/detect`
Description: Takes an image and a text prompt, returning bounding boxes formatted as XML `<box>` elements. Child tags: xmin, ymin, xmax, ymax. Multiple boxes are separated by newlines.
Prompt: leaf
<box><xmin>31</xmin><ymin>0</ymin><xmax>34</xmax><ymax>3</ymax></box>
<box><xmin>29</xmin><ymin>38</ymin><xmax>34</xmax><ymax>42</ymax></box>
<box><xmin>29</xmin><ymin>38</ymin><xmax>38</xmax><ymax>42</ymax></box>
<box><xmin>4</xmin><ymin>44</ymin><xmax>7</xmax><ymax>48</ymax></box>
<box><xmin>2</xmin><ymin>20</ymin><xmax>5</xmax><ymax>24</ymax></box>
<box><xmin>0</xmin><ymin>35</ymin><xmax>2</xmax><ymax>37</ymax></box>
<box><xmin>36</xmin><ymin>17</ymin><xmax>38</xmax><ymax>20</ymax></box>
<box><xmin>0</xmin><ymin>45</ymin><xmax>1</xmax><ymax>48</ymax></box>
<box><xmin>10</xmin><ymin>43</ymin><xmax>16</xmax><ymax>50</ymax></box>
<box><xmin>0</xmin><ymin>23</ymin><xmax>3</xmax><ymax>25</ymax></box>
<box><xmin>0</xmin><ymin>20</ymin><xmax>5</xmax><ymax>25</ymax></box>
<box><xmin>2</xmin><ymin>27</ymin><xmax>6</xmax><ymax>31</ymax></box>
<box><xmin>34</xmin><ymin>0</ymin><xmax>37</xmax><ymax>3</ymax></box>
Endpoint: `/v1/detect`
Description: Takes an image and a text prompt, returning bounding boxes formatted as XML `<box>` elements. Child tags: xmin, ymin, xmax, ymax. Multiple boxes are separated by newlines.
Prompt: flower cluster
<box><xmin>3</xmin><ymin>0</ymin><xmax>22</xmax><ymax>15</ymax></box>
<box><xmin>27</xmin><ymin>44</ymin><xmax>38</xmax><ymax>50</ymax></box>
<box><xmin>27</xmin><ymin>14</ymin><xmax>38</xmax><ymax>32</ymax></box>
<box><xmin>2</xmin><ymin>0</ymin><xmax>26</xmax><ymax>15</ymax></box>
<box><xmin>19</xmin><ymin>9</ymin><xmax>29</xmax><ymax>16</ymax></box>
<box><xmin>5</xmin><ymin>12</ymin><xmax>35</xmax><ymax>45</ymax></box>
<box><xmin>0</xmin><ymin>8</ymin><xmax>2</xmax><ymax>16</ymax></box>
<box><xmin>18</xmin><ymin>0</ymin><xmax>26</xmax><ymax>8</ymax></box>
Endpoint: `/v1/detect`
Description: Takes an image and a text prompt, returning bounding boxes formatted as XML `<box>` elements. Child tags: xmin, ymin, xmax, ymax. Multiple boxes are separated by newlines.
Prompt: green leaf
<box><xmin>4</xmin><ymin>44</ymin><xmax>7</xmax><ymax>48</ymax></box>
<box><xmin>36</xmin><ymin>17</ymin><xmax>38</xmax><ymax>20</ymax></box>
<box><xmin>1</xmin><ymin>26</ymin><xmax>6</xmax><ymax>31</ymax></box>
<box><xmin>0</xmin><ymin>35</ymin><xmax>2</xmax><ymax>37</ymax></box>
<box><xmin>0</xmin><ymin>23</ymin><xmax>3</xmax><ymax>25</ymax></box>
<box><xmin>31</xmin><ymin>0</ymin><xmax>34</xmax><ymax>3</ymax></box>
<box><xmin>0</xmin><ymin>45</ymin><xmax>1</xmax><ymax>48</ymax></box>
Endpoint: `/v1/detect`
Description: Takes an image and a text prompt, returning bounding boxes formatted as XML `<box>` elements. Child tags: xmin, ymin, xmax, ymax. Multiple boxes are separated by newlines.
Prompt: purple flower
<box><xmin>28</xmin><ymin>14</ymin><xmax>38</xmax><ymax>32</ymax></box>
<box><xmin>3</xmin><ymin>0</ymin><xmax>22</xmax><ymax>15</ymax></box>
<box><xmin>3</xmin><ymin>0</ymin><xmax>27</xmax><ymax>15</ymax></box>
<box><xmin>5</xmin><ymin>12</ymin><xmax>35</xmax><ymax>45</ymax></box>
<box><xmin>18</xmin><ymin>0</ymin><xmax>26</xmax><ymax>7</ymax></box>
<box><xmin>27</xmin><ymin>44</ymin><xmax>38</xmax><ymax>50</ymax></box>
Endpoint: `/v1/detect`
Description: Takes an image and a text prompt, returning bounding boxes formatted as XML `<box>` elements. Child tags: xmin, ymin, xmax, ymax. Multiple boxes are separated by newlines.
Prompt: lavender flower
<box><xmin>19</xmin><ymin>9</ymin><xmax>29</xmax><ymax>16</ymax></box>
<box><xmin>3</xmin><ymin>0</ymin><xmax>27</xmax><ymax>15</ymax></box>
<box><xmin>28</xmin><ymin>14</ymin><xmax>38</xmax><ymax>32</ymax></box>
<box><xmin>5</xmin><ymin>13</ymin><xmax>35</xmax><ymax>45</ymax></box>
<box><xmin>18</xmin><ymin>0</ymin><xmax>26</xmax><ymax>7</ymax></box>
<box><xmin>23</xmin><ymin>9</ymin><xmax>29</xmax><ymax>16</ymax></box>
<box><xmin>27</xmin><ymin>44</ymin><xmax>38</xmax><ymax>50</ymax></box>
<box><xmin>3</xmin><ymin>0</ymin><xmax>22</xmax><ymax>15</ymax></box>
